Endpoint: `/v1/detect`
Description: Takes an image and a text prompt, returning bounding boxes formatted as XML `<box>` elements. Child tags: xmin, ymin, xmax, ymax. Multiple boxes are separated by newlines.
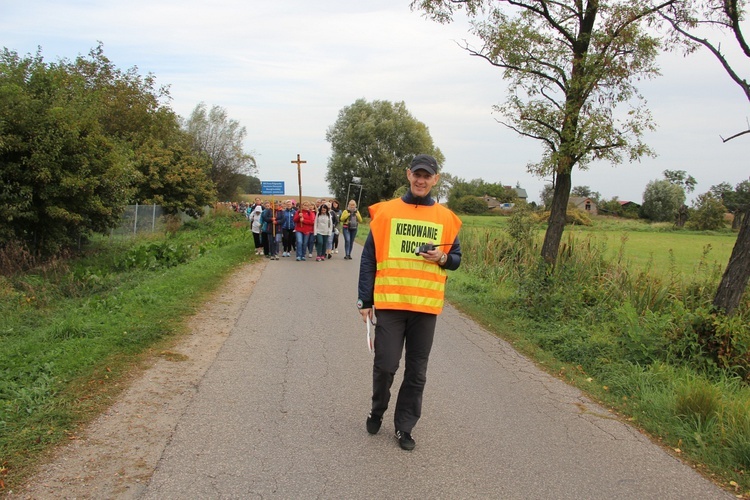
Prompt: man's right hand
<box><xmin>359</xmin><ymin>308</ymin><xmax>373</xmax><ymax>323</ymax></box>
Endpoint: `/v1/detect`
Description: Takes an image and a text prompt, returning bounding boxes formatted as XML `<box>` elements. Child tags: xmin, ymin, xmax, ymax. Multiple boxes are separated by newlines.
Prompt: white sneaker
<box><xmin>308</xmin><ymin>253</ymin><xmax>312</xmax><ymax>258</ymax></box>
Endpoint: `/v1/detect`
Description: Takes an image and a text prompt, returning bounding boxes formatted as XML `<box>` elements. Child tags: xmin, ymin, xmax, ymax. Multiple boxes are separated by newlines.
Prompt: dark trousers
<box><xmin>371</xmin><ymin>309</ymin><xmax>437</xmax><ymax>433</ymax></box>
<box><xmin>282</xmin><ymin>228</ymin><xmax>295</xmax><ymax>252</ymax></box>
<box><xmin>261</xmin><ymin>232</ymin><xmax>270</xmax><ymax>256</ymax></box>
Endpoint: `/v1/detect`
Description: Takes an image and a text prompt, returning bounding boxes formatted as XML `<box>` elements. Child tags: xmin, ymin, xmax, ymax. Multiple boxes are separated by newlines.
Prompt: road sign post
<box><xmin>261</xmin><ymin>182</ymin><xmax>285</xmax><ymax>248</ymax></box>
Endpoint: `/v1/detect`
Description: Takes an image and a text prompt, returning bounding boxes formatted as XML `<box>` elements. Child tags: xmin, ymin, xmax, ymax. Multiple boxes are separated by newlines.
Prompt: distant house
<box><xmin>483</xmin><ymin>186</ymin><xmax>528</xmax><ymax>211</ymax></box>
<box><xmin>483</xmin><ymin>195</ymin><xmax>504</xmax><ymax>210</ymax></box>
<box><xmin>505</xmin><ymin>186</ymin><xmax>528</xmax><ymax>201</ymax></box>
<box><xmin>618</xmin><ymin>200</ymin><xmax>640</xmax><ymax>209</ymax></box>
<box><xmin>569</xmin><ymin>196</ymin><xmax>598</xmax><ymax>214</ymax></box>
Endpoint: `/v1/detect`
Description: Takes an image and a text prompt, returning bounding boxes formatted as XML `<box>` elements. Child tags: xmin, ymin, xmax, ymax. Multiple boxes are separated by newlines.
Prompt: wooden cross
<box><xmin>291</xmin><ymin>154</ymin><xmax>307</xmax><ymax>206</ymax></box>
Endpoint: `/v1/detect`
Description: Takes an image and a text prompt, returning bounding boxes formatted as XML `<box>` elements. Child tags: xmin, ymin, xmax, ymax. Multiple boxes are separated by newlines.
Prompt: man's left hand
<box><xmin>418</xmin><ymin>244</ymin><xmax>444</xmax><ymax>264</ymax></box>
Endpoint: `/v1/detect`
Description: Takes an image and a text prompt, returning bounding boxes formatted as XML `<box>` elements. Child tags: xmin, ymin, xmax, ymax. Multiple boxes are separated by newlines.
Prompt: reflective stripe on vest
<box><xmin>369</xmin><ymin>199</ymin><xmax>461</xmax><ymax>315</ymax></box>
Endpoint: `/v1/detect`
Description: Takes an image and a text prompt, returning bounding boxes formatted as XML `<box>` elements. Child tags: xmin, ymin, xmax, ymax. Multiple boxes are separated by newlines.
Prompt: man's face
<box><xmin>407</xmin><ymin>168</ymin><xmax>439</xmax><ymax>198</ymax></box>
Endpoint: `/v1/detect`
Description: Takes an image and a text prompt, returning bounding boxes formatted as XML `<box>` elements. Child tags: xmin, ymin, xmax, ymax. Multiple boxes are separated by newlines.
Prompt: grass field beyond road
<box><xmin>452</xmin><ymin>214</ymin><xmax>749</xmax><ymax>496</ymax></box>
<box><xmin>461</xmin><ymin>215</ymin><xmax>737</xmax><ymax>278</ymax></box>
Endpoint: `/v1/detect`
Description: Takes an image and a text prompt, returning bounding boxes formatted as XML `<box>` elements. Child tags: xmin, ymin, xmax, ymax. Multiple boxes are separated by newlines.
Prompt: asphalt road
<box><xmin>140</xmin><ymin>244</ymin><xmax>729</xmax><ymax>499</ymax></box>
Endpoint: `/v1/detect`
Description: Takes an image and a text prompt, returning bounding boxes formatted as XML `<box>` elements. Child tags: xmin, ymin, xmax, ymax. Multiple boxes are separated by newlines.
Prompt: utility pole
<box><xmin>290</xmin><ymin>154</ymin><xmax>307</xmax><ymax>206</ymax></box>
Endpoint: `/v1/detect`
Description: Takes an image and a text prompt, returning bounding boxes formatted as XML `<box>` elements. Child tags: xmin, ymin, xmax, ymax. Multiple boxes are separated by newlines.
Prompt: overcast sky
<box><xmin>3</xmin><ymin>0</ymin><xmax>748</xmax><ymax>204</ymax></box>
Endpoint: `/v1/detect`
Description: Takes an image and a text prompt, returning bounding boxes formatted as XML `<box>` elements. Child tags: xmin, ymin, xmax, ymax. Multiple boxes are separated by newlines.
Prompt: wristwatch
<box><xmin>438</xmin><ymin>252</ymin><xmax>448</xmax><ymax>266</ymax></box>
<box><xmin>357</xmin><ymin>299</ymin><xmax>364</xmax><ymax>309</ymax></box>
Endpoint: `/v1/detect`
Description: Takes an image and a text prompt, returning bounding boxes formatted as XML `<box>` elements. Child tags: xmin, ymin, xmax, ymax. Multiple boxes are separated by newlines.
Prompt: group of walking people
<box><xmin>247</xmin><ymin>197</ymin><xmax>363</xmax><ymax>261</ymax></box>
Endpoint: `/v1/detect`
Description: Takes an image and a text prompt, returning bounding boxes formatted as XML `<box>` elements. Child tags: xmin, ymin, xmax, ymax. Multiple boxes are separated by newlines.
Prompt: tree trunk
<box><xmin>713</xmin><ymin>206</ymin><xmax>750</xmax><ymax>315</ymax></box>
<box><xmin>732</xmin><ymin>210</ymin><xmax>743</xmax><ymax>230</ymax></box>
<box><xmin>541</xmin><ymin>171</ymin><xmax>572</xmax><ymax>265</ymax></box>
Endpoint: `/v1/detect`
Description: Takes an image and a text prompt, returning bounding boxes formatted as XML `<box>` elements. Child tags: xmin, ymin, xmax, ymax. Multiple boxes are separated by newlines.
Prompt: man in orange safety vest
<box><xmin>357</xmin><ymin>153</ymin><xmax>462</xmax><ymax>451</ymax></box>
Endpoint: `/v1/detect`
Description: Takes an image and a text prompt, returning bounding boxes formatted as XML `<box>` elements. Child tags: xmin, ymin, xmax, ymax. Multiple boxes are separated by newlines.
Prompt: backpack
<box><xmin>347</xmin><ymin>210</ymin><xmax>359</xmax><ymax>230</ymax></box>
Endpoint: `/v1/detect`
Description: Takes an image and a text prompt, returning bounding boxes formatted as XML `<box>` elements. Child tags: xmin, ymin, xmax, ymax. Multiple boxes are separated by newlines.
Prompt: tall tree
<box><xmin>65</xmin><ymin>44</ymin><xmax>216</xmax><ymax>216</ymax></box>
<box><xmin>413</xmin><ymin>0</ymin><xmax>676</xmax><ymax>264</ymax></box>
<box><xmin>540</xmin><ymin>184</ymin><xmax>555</xmax><ymax>209</ymax></box>
<box><xmin>640</xmin><ymin>178</ymin><xmax>686</xmax><ymax>222</ymax></box>
<box><xmin>662</xmin><ymin>169</ymin><xmax>695</xmax><ymax>226</ymax></box>
<box><xmin>132</xmin><ymin>136</ymin><xmax>215</xmax><ymax>217</ymax></box>
<box><xmin>661</xmin><ymin>0</ymin><xmax>750</xmax><ymax>315</ymax></box>
<box><xmin>435</xmin><ymin>171</ymin><xmax>456</xmax><ymax>203</ymax></box>
<box><xmin>663</xmin><ymin>169</ymin><xmax>697</xmax><ymax>193</ymax></box>
<box><xmin>447</xmin><ymin>178</ymin><xmax>517</xmax><ymax>203</ymax></box>
<box><xmin>0</xmin><ymin>48</ymin><xmax>134</xmax><ymax>255</ymax></box>
<box><xmin>711</xmin><ymin>179</ymin><xmax>750</xmax><ymax>230</ymax></box>
<box><xmin>67</xmin><ymin>43</ymin><xmax>171</xmax><ymax>144</ymax></box>
<box><xmin>183</xmin><ymin>103</ymin><xmax>257</xmax><ymax>201</ymax></box>
<box><xmin>325</xmin><ymin>99</ymin><xmax>443</xmax><ymax>211</ymax></box>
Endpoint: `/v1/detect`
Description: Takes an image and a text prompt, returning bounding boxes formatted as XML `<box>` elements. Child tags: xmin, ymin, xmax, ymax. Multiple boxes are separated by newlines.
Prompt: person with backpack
<box><xmin>340</xmin><ymin>199</ymin><xmax>363</xmax><ymax>260</ymax></box>
<box><xmin>249</xmin><ymin>203</ymin><xmax>264</xmax><ymax>255</ymax></box>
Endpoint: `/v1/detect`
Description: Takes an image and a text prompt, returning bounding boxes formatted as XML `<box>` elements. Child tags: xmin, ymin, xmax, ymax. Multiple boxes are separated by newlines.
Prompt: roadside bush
<box><xmin>674</xmin><ymin>377</ymin><xmax>722</xmax><ymax>421</ymax></box>
<box><xmin>0</xmin><ymin>240</ymin><xmax>37</xmax><ymax>276</ymax></box>
<box><xmin>685</xmin><ymin>307</ymin><xmax>750</xmax><ymax>381</ymax></box>
<box><xmin>505</xmin><ymin>204</ymin><xmax>536</xmax><ymax>247</ymax></box>
<box><xmin>531</xmin><ymin>207</ymin><xmax>592</xmax><ymax>226</ymax></box>
<box><xmin>115</xmin><ymin>240</ymin><xmax>195</xmax><ymax>270</ymax></box>
<box><xmin>686</xmin><ymin>193</ymin><xmax>727</xmax><ymax>231</ymax></box>
<box><xmin>451</xmin><ymin>196</ymin><xmax>488</xmax><ymax>215</ymax></box>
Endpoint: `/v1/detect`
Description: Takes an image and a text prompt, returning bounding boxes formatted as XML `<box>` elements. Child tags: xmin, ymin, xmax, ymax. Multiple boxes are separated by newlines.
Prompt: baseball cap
<box><xmin>409</xmin><ymin>154</ymin><xmax>439</xmax><ymax>175</ymax></box>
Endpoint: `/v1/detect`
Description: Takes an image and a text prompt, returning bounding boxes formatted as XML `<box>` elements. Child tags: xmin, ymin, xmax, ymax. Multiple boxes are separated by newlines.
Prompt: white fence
<box><xmin>109</xmin><ymin>204</ymin><xmax>193</xmax><ymax>237</ymax></box>
<box><xmin>110</xmin><ymin>204</ymin><xmax>166</xmax><ymax>236</ymax></box>
<box><xmin>110</xmin><ymin>204</ymin><xmax>217</xmax><ymax>237</ymax></box>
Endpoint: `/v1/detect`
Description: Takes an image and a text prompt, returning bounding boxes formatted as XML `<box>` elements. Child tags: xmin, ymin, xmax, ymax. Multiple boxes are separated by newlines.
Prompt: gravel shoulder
<box><xmin>8</xmin><ymin>260</ymin><xmax>265</xmax><ymax>499</ymax></box>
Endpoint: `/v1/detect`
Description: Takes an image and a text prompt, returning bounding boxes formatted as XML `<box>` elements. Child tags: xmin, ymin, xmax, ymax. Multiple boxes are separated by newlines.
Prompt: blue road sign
<box><xmin>261</xmin><ymin>181</ymin><xmax>285</xmax><ymax>195</ymax></box>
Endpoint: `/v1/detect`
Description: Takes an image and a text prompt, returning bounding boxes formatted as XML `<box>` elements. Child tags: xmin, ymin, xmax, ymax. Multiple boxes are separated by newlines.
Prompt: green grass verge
<box><xmin>447</xmin><ymin>214</ymin><xmax>749</xmax><ymax>496</ymax></box>
<box><xmin>0</xmin><ymin>213</ymin><xmax>254</xmax><ymax>490</ymax></box>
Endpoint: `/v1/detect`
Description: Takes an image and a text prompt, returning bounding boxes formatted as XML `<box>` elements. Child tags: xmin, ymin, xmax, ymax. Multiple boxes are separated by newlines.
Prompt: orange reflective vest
<box><xmin>369</xmin><ymin>199</ymin><xmax>462</xmax><ymax>315</ymax></box>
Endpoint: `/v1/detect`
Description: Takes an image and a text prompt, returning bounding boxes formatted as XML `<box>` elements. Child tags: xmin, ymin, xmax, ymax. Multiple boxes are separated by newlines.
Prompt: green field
<box><xmin>460</xmin><ymin>215</ymin><xmax>738</xmax><ymax>278</ymax></box>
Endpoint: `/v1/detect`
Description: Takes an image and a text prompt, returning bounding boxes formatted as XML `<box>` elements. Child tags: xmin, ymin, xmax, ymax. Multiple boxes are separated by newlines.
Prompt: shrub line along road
<box><xmin>139</xmin><ymin>243</ymin><xmax>729</xmax><ymax>499</ymax></box>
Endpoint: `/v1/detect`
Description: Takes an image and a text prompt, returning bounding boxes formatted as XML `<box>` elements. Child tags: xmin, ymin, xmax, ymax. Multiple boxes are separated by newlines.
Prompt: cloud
<box><xmin>3</xmin><ymin>0</ymin><xmax>747</xmax><ymax>203</ymax></box>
